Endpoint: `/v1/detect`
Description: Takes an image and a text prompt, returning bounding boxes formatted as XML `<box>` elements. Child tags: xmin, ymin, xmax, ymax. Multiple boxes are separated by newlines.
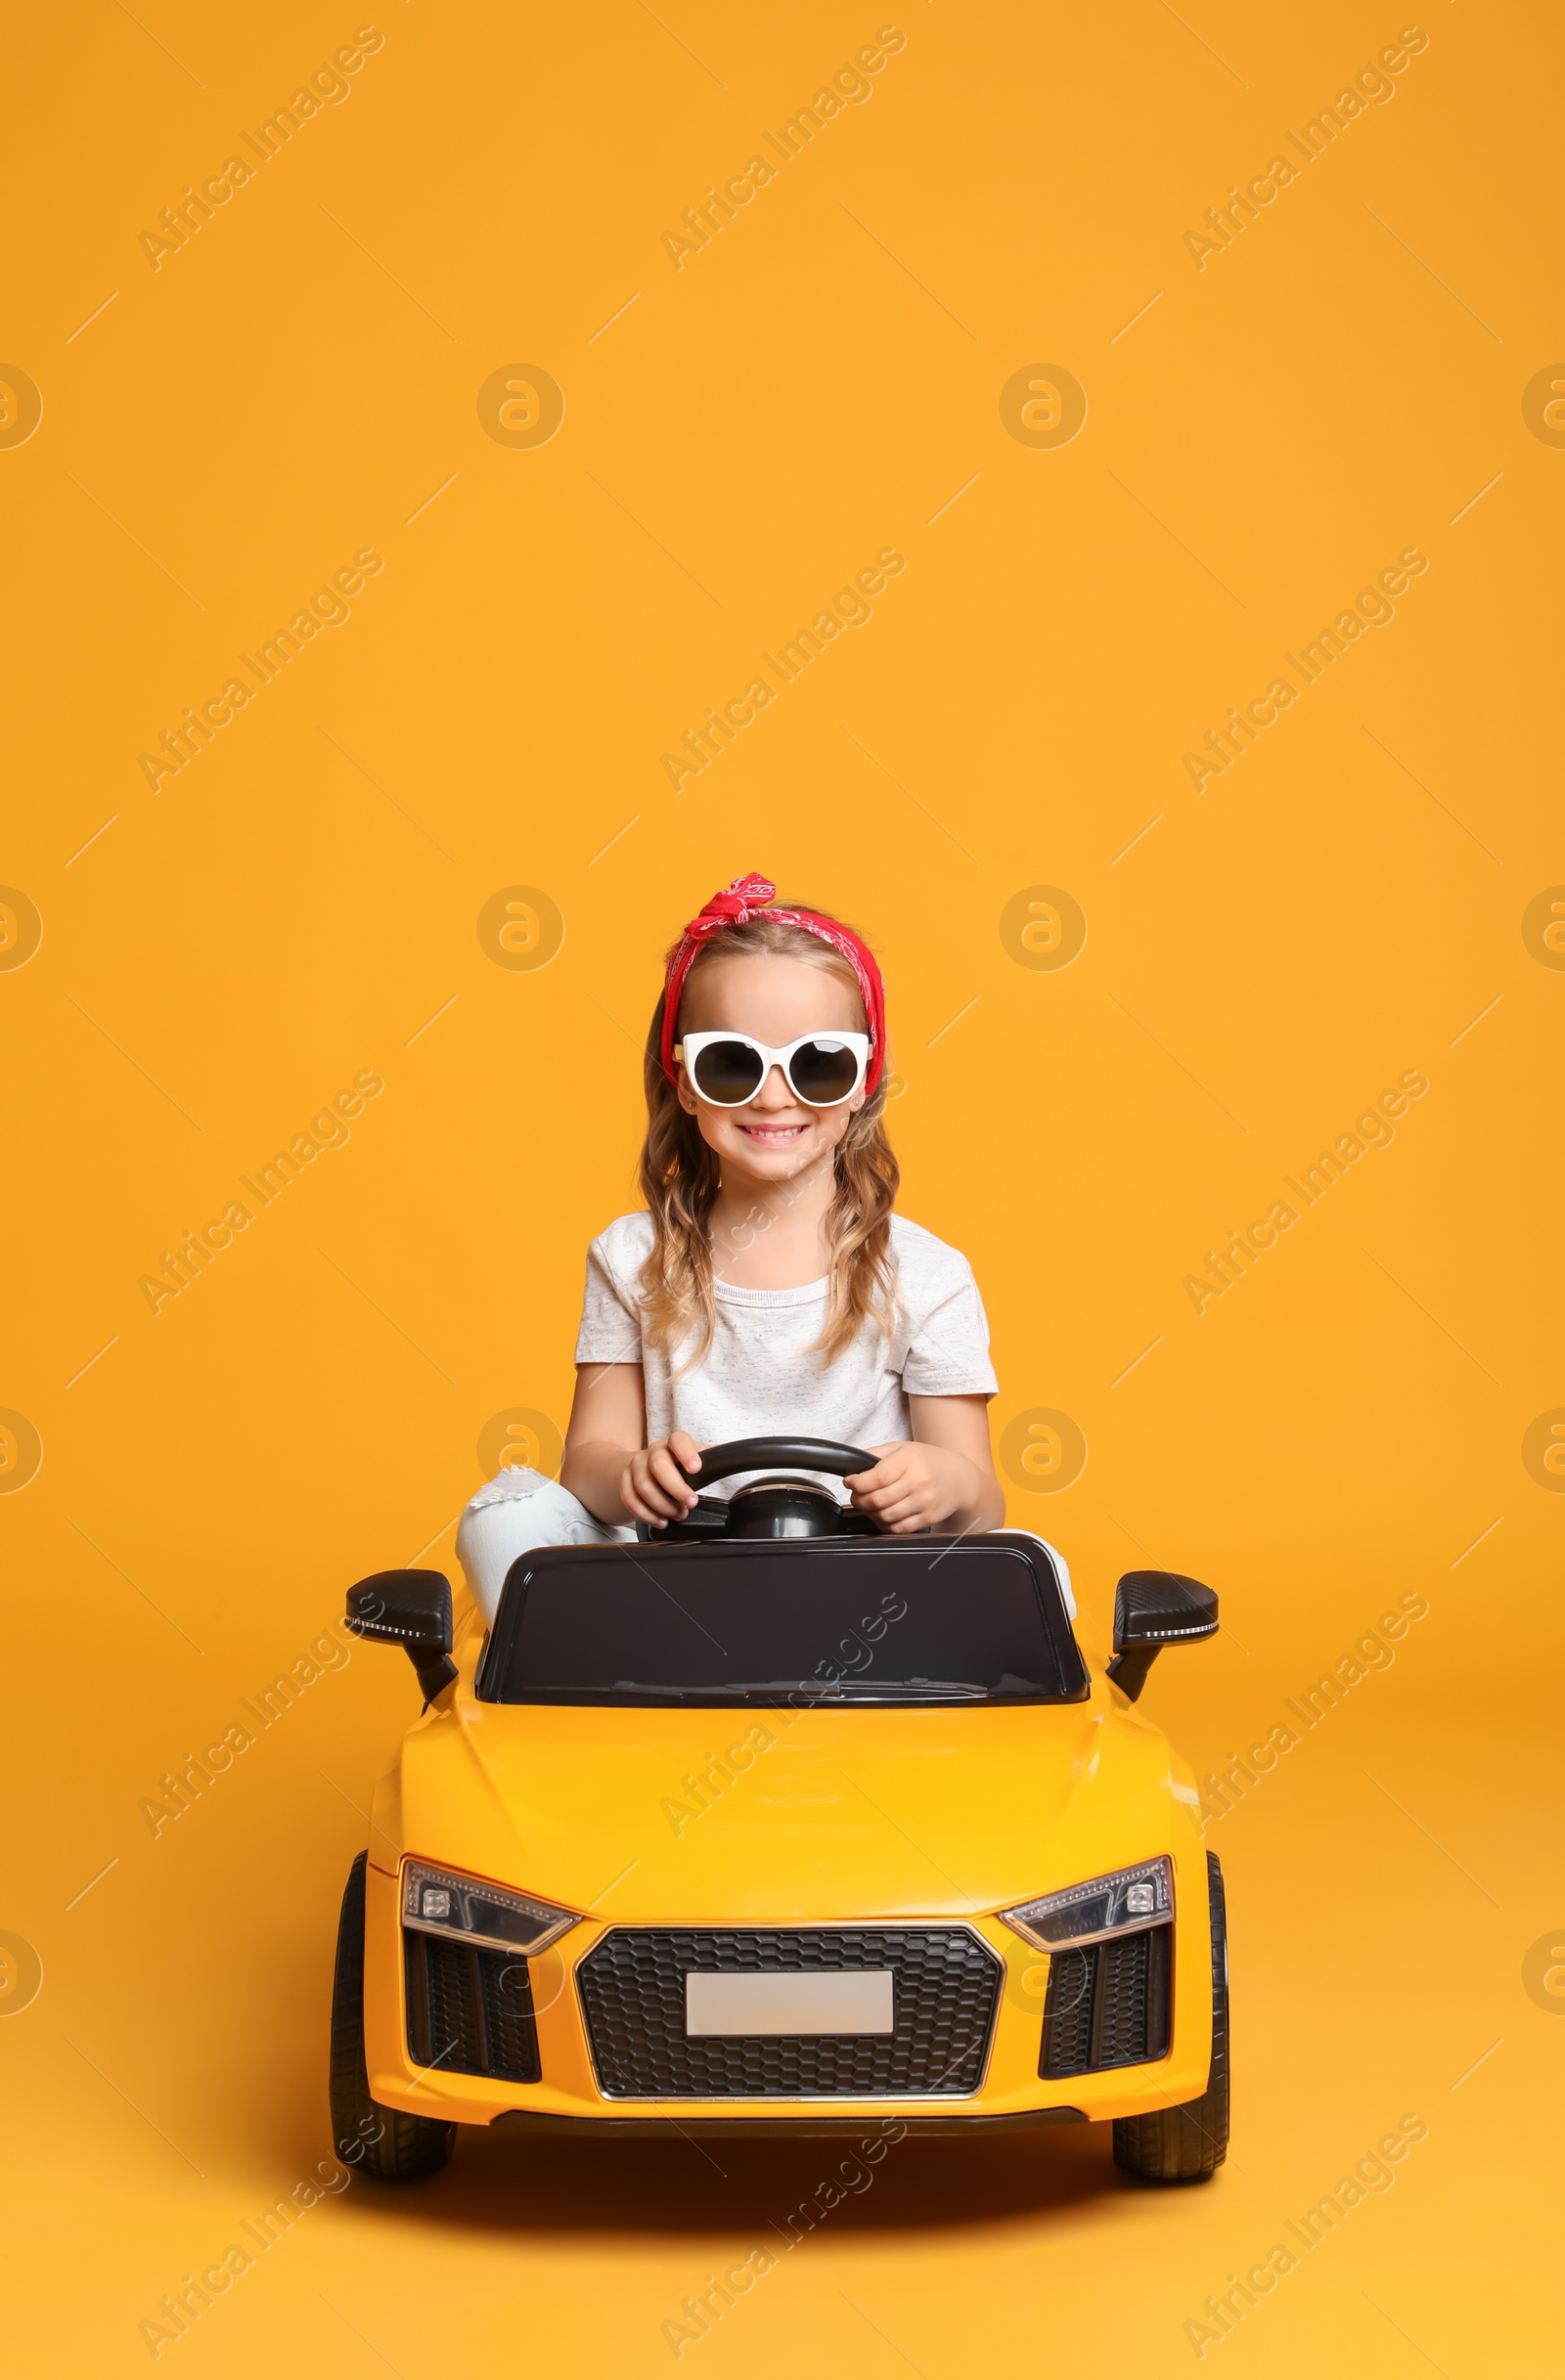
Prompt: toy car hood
<box><xmin>374</xmin><ymin>1688</ymin><xmax>1203</xmax><ymax>1922</ymax></box>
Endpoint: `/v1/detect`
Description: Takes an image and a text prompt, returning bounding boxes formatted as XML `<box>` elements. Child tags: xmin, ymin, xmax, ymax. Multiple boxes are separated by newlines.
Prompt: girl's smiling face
<box><xmin>677</xmin><ymin>950</ymin><xmax>867</xmax><ymax>1180</ymax></box>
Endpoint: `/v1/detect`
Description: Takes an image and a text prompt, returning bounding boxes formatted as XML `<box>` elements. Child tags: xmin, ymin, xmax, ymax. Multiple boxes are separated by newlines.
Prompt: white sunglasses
<box><xmin>676</xmin><ymin>1030</ymin><xmax>871</xmax><ymax>1108</ymax></box>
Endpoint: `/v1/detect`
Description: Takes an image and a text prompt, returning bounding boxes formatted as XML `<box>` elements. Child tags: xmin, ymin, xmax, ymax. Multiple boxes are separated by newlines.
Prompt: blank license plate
<box><xmin>685</xmin><ymin>1969</ymin><xmax>895</xmax><ymax>2037</ymax></box>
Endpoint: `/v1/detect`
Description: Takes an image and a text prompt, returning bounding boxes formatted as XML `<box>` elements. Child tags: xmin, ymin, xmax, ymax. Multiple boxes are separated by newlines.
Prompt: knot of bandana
<box><xmin>659</xmin><ymin>872</ymin><xmax>887</xmax><ymax>1097</ymax></box>
<box><xmin>684</xmin><ymin>871</ymin><xmax>779</xmax><ymax>941</ymax></box>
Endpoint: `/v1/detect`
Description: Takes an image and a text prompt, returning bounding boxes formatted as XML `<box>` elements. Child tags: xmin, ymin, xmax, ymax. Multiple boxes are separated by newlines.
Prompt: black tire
<box><xmin>1113</xmin><ymin>1851</ymin><xmax>1229</xmax><ymax>2184</ymax></box>
<box><xmin>330</xmin><ymin>1852</ymin><xmax>456</xmax><ymax>2182</ymax></box>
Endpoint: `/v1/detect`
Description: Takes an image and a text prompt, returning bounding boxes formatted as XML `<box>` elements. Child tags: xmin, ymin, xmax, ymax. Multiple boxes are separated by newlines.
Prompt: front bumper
<box><xmin>361</xmin><ymin>1857</ymin><xmax>1214</xmax><ymax>2130</ymax></box>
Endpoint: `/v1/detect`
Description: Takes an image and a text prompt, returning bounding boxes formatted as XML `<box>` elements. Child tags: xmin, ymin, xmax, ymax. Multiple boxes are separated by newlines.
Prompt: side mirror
<box><xmin>346</xmin><ymin>1569</ymin><xmax>457</xmax><ymax>1707</ymax></box>
<box><xmin>1106</xmin><ymin>1570</ymin><xmax>1218</xmax><ymax>1702</ymax></box>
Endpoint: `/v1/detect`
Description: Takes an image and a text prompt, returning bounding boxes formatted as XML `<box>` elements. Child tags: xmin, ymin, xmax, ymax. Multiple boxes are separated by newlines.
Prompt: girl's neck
<box><xmin>708</xmin><ymin>1151</ymin><xmax>837</xmax><ymax>1290</ymax></box>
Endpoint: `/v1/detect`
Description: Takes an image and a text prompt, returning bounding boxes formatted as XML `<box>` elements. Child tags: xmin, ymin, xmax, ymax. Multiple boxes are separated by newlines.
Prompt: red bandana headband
<box><xmin>660</xmin><ymin>872</ymin><xmax>888</xmax><ymax>1096</ymax></box>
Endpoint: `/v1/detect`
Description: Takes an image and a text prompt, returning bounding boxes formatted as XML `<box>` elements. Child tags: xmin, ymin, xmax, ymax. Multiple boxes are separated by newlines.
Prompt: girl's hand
<box><xmin>621</xmin><ymin>1431</ymin><xmax>708</xmax><ymax>1527</ymax></box>
<box><xmin>844</xmin><ymin>1440</ymin><xmax>981</xmax><ymax>1534</ymax></box>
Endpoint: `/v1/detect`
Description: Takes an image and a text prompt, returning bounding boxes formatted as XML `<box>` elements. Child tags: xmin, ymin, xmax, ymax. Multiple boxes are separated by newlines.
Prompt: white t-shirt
<box><xmin>574</xmin><ymin>1212</ymin><xmax>997</xmax><ymax>1483</ymax></box>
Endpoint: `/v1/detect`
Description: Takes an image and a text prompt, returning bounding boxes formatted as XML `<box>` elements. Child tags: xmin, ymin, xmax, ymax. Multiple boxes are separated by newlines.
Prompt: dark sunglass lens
<box><xmin>691</xmin><ymin>1039</ymin><xmax>764</xmax><ymax>1104</ymax></box>
<box><xmin>787</xmin><ymin>1038</ymin><xmax>859</xmax><ymax>1104</ymax></box>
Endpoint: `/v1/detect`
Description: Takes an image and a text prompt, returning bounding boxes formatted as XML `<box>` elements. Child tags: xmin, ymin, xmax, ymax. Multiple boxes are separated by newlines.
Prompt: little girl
<box><xmin>455</xmin><ymin>872</ymin><xmax>1009</xmax><ymax>1622</ymax></box>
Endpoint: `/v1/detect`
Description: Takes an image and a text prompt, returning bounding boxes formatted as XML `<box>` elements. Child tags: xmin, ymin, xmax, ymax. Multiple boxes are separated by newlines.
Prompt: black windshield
<box><xmin>477</xmin><ymin>1535</ymin><xmax>1089</xmax><ymax>1707</ymax></box>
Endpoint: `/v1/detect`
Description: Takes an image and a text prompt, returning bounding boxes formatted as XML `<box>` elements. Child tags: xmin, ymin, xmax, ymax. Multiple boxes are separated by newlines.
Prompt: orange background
<box><xmin>3</xmin><ymin>1</ymin><xmax>1561</xmax><ymax>2371</ymax></box>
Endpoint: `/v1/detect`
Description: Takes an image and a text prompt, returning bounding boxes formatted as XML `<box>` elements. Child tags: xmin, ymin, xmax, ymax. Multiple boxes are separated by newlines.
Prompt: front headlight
<box><xmin>1001</xmin><ymin>1855</ymin><xmax>1173</xmax><ymax>1951</ymax></box>
<box><xmin>401</xmin><ymin>1861</ymin><xmax>580</xmax><ymax>1957</ymax></box>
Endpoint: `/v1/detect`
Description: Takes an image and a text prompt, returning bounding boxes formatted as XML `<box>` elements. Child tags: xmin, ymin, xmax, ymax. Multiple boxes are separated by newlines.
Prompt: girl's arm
<box><xmin>845</xmin><ymin>1393</ymin><xmax>1006</xmax><ymax>1534</ymax></box>
<box><xmin>560</xmin><ymin>1361</ymin><xmax>704</xmax><ymax>1527</ymax></box>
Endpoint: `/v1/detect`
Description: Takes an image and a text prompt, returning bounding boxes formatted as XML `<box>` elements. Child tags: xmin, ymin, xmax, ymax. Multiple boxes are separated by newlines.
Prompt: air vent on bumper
<box><xmin>404</xmin><ymin>1931</ymin><xmax>542</xmax><ymax>2084</ymax></box>
<box><xmin>1040</xmin><ymin>1924</ymin><xmax>1172</xmax><ymax>2077</ymax></box>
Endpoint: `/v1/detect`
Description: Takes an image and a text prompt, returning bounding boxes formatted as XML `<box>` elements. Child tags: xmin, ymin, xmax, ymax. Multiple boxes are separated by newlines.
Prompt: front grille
<box><xmin>579</xmin><ymin>1927</ymin><xmax>1003</xmax><ymax>2099</ymax></box>
<box><xmin>403</xmin><ymin>1930</ymin><xmax>541</xmax><ymax>2083</ymax></box>
<box><xmin>1040</xmin><ymin>1924</ymin><xmax>1171</xmax><ymax>2078</ymax></box>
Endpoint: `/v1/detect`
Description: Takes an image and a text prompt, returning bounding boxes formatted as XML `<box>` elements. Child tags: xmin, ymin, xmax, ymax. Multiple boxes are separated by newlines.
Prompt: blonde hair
<box><xmin>638</xmin><ymin>906</ymin><xmax>899</xmax><ymax>1369</ymax></box>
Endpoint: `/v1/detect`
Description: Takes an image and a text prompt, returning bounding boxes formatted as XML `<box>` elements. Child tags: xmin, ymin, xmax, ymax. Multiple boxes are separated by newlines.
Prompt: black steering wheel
<box><xmin>638</xmin><ymin>1435</ymin><xmax>880</xmax><ymax>1543</ymax></box>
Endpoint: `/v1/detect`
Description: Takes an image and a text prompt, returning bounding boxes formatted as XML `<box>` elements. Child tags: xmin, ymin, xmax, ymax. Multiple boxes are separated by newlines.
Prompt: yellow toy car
<box><xmin>330</xmin><ymin>1437</ymin><xmax>1228</xmax><ymax>2184</ymax></box>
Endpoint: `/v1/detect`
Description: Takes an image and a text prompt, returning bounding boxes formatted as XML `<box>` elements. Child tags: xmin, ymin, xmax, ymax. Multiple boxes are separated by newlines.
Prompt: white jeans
<box><xmin>455</xmin><ymin>1467</ymin><xmax>634</xmax><ymax>1624</ymax></box>
<box><xmin>454</xmin><ymin>1466</ymin><xmax>1077</xmax><ymax>1628</ymax></box>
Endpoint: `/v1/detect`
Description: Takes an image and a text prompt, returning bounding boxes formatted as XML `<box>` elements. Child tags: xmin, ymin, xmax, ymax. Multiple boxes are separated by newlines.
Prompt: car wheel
<box><xmin>1112</xmin><ymin>1851</ymin><xmax>1229</xmax><ymax>2185</ymax></box>
<box><xmin>330</xmin><ymin>1852</ymin><xmax>456</xmax><ymax>2182</ymax></box>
